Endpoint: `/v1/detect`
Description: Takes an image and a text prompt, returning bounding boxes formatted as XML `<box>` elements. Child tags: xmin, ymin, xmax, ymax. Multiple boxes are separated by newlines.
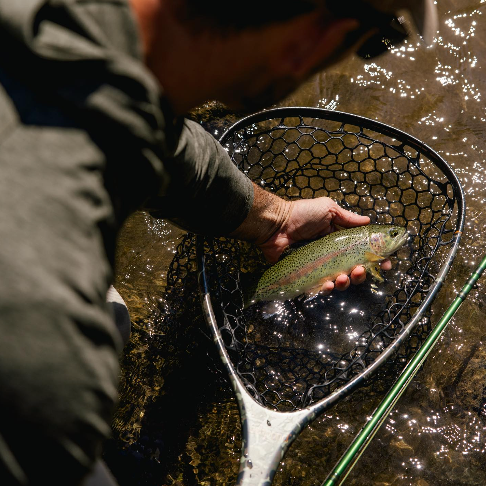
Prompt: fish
<box><xmin>244</xmin><ymin>224</ymin><xmax>408</xmax><ymax>307</ymax></box>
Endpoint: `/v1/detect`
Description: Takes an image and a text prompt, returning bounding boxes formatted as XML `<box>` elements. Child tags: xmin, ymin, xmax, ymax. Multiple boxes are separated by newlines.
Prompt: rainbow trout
<box><xmin>245</xmin><ymin>224</ymin><xmax>408</xmax><ymax>307</ymax></box>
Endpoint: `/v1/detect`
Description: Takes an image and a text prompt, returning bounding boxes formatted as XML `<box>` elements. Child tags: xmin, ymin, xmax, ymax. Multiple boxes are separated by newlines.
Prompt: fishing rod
<box><xmin>322</xmin><ymin>253</ymin><xmax>486</xmax><ymax>486</ymax></box>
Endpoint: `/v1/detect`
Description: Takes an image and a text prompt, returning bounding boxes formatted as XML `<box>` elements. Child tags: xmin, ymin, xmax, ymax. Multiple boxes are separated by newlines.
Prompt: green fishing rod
<box><xmin>323</xmin><ymin>254</ymin><xmax>486</xmax><ymax>486</ymax></box>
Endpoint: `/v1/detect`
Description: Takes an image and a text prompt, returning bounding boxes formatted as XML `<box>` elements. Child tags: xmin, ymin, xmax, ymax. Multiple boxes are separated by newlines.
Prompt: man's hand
<box><xmin>258</xmin><ymin>197</ymin><xmax>370</xmax><ymax>263</ymax></box>
<box><xmin>229</xmin><ymin>183</ymin><xmax>391</xmax><ymax>294</ymax></box>
<box><xmin>258</xmin><ymin>196</ymin><xmax>391</xmax><ymax>293</ymax></box>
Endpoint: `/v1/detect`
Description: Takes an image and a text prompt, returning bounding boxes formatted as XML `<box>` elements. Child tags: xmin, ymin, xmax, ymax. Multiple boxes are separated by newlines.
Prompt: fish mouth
<box><xmin>393</xmin><ymin>228</ymin><xmax>410</xmax><ymax>252</ymax></box>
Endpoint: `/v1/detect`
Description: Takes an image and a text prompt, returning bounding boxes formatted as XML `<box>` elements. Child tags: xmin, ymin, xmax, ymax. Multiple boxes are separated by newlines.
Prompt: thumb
<box><xmin>332</xmin><ymin>206</ymin><xmax>370</xmax><ymax>228</ymax></box>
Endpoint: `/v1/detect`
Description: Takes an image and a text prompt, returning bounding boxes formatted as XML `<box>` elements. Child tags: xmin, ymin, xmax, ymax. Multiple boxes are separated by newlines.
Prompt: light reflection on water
<box><xmin>112</xmin><ymin>1</ymin><xmax>486</xmax><ymax>484</ymax></box>
<box><xmin>115</xmin><ymin>212</ymin><xmax>185</xmax><ymax>337</ymax></box>
<box><xmin>244</xmin><ymin>275</ymin><xmax>392</xmax><ymax>359</ymax></box>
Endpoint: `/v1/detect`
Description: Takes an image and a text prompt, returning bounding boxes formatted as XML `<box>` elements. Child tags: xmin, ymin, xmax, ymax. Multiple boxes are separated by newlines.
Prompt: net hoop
<box><xmin>198</xmin><ymin>106</ymin><xmax>465</xmax><ymax>414</ymax></box>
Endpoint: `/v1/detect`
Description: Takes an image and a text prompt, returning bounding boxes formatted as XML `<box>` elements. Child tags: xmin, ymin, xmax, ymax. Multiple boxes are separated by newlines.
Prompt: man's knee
<box><xmin>0</xmin><ymin>300</ymin><xmax>120</xmax><ymax>485</ymax></box>
<box><xmin>106</xmin><ymin>286</ymin><xmax>131</xmax><ymax>347</ymax></box>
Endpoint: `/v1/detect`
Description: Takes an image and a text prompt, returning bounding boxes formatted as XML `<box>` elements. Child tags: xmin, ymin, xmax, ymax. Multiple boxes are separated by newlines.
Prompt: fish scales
<box><xmin>246</xmin><ymin>224</ymin><xmax>408</xmax><ymax>307</ymax></box>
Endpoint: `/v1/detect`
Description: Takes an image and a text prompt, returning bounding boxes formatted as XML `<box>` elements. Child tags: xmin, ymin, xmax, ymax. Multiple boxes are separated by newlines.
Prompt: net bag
<box><xmin>196</xmin><ymin>107</ymin><xmax>465</xmax><ymax>484</ymax></box>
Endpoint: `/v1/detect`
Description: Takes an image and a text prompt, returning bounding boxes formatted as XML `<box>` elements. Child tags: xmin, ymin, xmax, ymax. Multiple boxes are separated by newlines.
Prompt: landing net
<box><xmin>196</xmin><ymin>107</ymin><xmax>465</xmax><ymax>412</ymax></box>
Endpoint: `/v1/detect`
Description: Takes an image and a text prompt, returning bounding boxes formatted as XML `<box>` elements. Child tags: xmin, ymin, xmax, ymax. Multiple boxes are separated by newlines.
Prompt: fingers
<box><xmin>319</xmin><ymin>272</ymin><xmax>353</xmax><ymax>295</ymax></box>
<box><xmin>320</xmin><ymin>280</ymin><xmax>335</xmax><ymax>295</ymax></box>
<box><xmin>319</xmin><ymin>260</ymin><xmax>394</xmax><ymax>297</ymax></box>
<box><xmin>350</xmin><ymin>265</ymin><xmax>367</xmax><ymax>285</ymax></box>
<box><xmin>319</xmin><ymin>265</ymin><xmax>367</xmax><ymax>295</ymax></box>
<box><xmin>335</xmin><ymin>273</ymin><xmax>351</xmax><ymax>291</ymax></box>
<box><xmin>380</xmin><ymin>259</ymin><xmax>392</xmax><ymax>271</ymax></box>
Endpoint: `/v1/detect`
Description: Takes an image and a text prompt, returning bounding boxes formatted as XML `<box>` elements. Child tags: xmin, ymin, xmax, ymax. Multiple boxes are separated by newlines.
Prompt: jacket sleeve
<box><xmin>144</xmin><ymin>118</ymin><xmax>254</xmax><ymax>236</ymax></box>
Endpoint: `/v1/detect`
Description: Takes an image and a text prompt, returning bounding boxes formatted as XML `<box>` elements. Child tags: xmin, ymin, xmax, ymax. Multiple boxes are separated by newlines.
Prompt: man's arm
<box><xmin>143</xmin><ymin>118</ymin><xmax>254</xmax><ymax>235</ymax></box>
<box><xmin>229</xmin><ymin>183</ymin><xmax>388</xmax><ymax>292</ymax></box>
<box><xmin>145</xmin><ymin>119</ymin><xmax>389</xmax><ymax>292</ymax></box>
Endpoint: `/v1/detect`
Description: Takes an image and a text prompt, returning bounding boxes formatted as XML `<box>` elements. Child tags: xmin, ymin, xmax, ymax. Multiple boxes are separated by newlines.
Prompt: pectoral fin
<box><xmin>368</xmin><ymin>262</ymin><xmax>384</xmax><ymax>283</ymax></box>
<box><xmin>365</xmin><ymin>251</ymin><xmax>385</xmax><ymax>262</ymax></box>
<box><xmin>305</xmin><ymin>284</ymin><xmax>324</xmax><ymax>299</ymax></box>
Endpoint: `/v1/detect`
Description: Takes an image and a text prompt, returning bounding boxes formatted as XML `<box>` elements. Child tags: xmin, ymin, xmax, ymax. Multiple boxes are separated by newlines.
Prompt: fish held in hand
<box><xmin>245</xmin><ymin>224</ymin><xmax>408</xmax><ymax>307</ymax></box>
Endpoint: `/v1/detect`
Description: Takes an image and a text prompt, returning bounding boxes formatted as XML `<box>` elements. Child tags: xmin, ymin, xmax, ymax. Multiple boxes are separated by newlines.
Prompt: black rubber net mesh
<box><xmin>181</xmin><ymin>110</ymin><xmax>461</xmax><ymax>413</ymax></box>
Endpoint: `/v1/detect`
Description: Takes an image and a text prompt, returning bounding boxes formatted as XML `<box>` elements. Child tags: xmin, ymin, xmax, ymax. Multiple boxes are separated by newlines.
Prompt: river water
<box><xmin>106</xmin><ymin>1</ymin><xmax>486</xmax><ymax>485</ymax></box>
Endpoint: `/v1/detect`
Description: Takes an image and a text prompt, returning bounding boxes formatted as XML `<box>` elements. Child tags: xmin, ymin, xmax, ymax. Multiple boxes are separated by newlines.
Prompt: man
<box><xmin>0</xmin><ymin>0</ymin><xmax>437</xmax><ymax>484</ymax></box>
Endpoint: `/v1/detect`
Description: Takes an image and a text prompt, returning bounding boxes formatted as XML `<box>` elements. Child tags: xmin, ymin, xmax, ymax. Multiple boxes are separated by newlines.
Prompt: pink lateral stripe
<box><xmin>262</xmin><ymin>238</ymin><xmax>366</xmax><ymax>292</ymax></box>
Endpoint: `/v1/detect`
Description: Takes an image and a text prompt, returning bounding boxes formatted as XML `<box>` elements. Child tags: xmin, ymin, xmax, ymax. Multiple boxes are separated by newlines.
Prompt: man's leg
<box><xmin>0</xmin><ymin>88</ymin><xmax>122</xmax><ymax>484</ymax></box>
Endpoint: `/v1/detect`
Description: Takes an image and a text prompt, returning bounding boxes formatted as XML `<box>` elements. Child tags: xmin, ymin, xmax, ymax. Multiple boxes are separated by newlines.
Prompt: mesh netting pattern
<box><xmin>198</xmin><ymin>108</ymin><xmax>464</xmax><ymax>412</ymax></box>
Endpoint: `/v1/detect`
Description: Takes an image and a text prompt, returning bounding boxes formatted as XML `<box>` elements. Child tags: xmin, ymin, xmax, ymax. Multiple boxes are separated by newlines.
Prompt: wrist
<box><xmin>229</xmin><ymin>183</ymin><xmax>292</xmax><ymax>245</ymax></box>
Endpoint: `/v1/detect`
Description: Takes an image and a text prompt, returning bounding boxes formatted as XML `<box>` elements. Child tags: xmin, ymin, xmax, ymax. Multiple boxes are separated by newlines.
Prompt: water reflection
<box><xmin>245</xmin><ymin>279</ymin><xmax>391</xmax><ymax>358</ymax></box>
<box><xmin>110</xmin><ymin>0</ymin><xmax>486</xmax><ymax>484</ymax></box>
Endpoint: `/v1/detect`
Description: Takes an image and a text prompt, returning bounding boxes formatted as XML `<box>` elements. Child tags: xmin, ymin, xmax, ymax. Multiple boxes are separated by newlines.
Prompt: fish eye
<box><xmin>390</xmin><ymin>229</ymin><xmax>399</xmax><ymax>237</ymax></box>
